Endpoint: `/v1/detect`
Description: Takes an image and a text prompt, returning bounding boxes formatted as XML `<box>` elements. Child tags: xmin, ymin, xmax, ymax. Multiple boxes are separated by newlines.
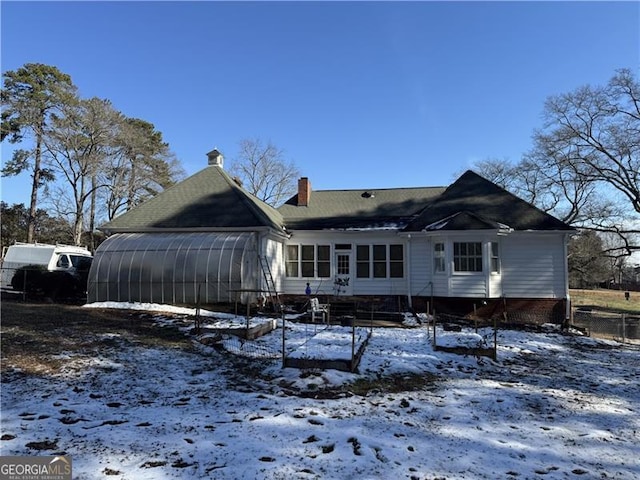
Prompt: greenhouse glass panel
<box><xmin>88</xmin><ymin>232</ymin><xmax>258</xmax><ymax>305</ymax></box>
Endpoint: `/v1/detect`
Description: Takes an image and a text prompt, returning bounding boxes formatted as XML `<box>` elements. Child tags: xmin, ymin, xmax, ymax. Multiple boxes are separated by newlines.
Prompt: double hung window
<box><xmin>434</xmin><ymin>243</ymin><xmax>445</xmax><ymax>273</ymax></box>
<box><xmin>453</xmin><ymin>242</ymin><xmax>483</xmax><ymax>272</ymax></box>
<box><xmin>490</xmin><ymin>242</ymin><xmax>500</xmax><ymax>273</ymax></box>
<box><xmin>286</xmin><ymin>245</ymin><xmax>331</xmax><ymax>278</ymax></box>
<box><xmin>356</xmin><ymin>244</ymin><xmax>404</xmax><ymax>278</ymax></box>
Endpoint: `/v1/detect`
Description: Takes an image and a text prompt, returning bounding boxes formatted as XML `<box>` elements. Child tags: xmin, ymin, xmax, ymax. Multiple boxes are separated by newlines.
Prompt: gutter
<box><xmin>101</xmin><ymin>226</ymin><xmax>291</xmax><ymax>239</ymax></box>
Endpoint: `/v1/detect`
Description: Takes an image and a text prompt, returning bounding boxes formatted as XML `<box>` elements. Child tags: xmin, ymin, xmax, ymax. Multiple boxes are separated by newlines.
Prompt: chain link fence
<box><xmin>571</xmin><ymin>308</ymin><xmax>640</xmax><ymax>344</ymax></box>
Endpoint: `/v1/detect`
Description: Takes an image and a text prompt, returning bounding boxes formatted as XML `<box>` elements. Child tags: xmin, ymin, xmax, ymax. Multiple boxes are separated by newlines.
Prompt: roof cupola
<box><xmin>207</xmin><ymin>148</ymin><xmax>224</xmax><ymax>168</ymax></box>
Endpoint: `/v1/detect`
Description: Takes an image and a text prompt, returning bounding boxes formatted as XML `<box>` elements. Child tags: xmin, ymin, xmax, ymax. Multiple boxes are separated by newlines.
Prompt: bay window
<box><xmin>453</xmin><ymin>242</ymin><xmax>483</xmax><ymax>272</ymax></box>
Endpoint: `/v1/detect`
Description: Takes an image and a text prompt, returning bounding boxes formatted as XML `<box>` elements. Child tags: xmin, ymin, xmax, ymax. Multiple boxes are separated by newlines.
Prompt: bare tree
<box><xmin>536</xmin><ymin>69</ymin><xmax>639</xmax><ymax>213</ymax></box>
<box><xmin>474</xmin><ymin>69</ymin><xmax>640</xmax><ymax>260</ymax></box>
<box><xmin>532</xmin><ymin>69</ymin><xmax>640</xmax><ymax>255</ymax></box>
<box><xmin>228</xmin><ymin>138</ymin><xmax>300</xmax><ymax>206</ymax></box>
<box><xmin>43</xmin><ymin>97</ymin><xmax>120</xmax><ymax>245</ymax></box>
<box><xmin>472</xmin><ymin>70</ymin><xmax>640</xmax><ymax>286</ymax></box>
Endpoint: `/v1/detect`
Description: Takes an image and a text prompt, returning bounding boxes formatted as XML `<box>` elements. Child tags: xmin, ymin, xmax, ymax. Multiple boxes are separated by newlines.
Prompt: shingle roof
<box><xmin>101</xmin><ymin>167</ymin><xmax>572</xmax><ymax>235</ymax></box>
<box><xmin>421</xmin><ymin>211</ymin><xmax>508</xmax><ymax>231</ymax></box>
<box><xmin>101</xmin><ymin>166</ymin><xmax>284</xmax><ymax>233</ymax></box>
<box><xmin>405</xmin><ymin>170</ymin><xmax>574</xmax><ymax>232</ymax></box>
<box><xmin>277</xmin><ymin>186</ymin><xmax>446</xmax><ymax>230</ymax></box>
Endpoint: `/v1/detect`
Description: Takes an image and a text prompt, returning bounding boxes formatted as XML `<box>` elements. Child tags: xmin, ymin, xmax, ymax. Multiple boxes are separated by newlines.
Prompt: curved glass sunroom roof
<box><xmin>87</xmin><ymin>232</ymin><xmax>258</xmax><ymax>305</ymax></box>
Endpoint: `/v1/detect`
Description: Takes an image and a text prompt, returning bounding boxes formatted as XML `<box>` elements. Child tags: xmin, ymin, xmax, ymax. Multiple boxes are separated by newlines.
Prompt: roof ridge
<box><xmin>308</xmin><ymin>185</ymin><xmax>447</xmax><ymax>193</ymax></box>
<box><xmin>217</xmin><ymin>168</ymin><xmax>284</xmax><ymax>230</ymax></box>
<box><xmin>404</xmin><ymin>170</ymin><xmax>574</xmax><ymax>232</ymax></box>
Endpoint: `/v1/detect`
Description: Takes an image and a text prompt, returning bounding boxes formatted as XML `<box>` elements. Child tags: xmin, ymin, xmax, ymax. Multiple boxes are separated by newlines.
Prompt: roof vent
<box><xmin>207</xmin><ymin>148</ymin><xmax>224</xmax><ymax>168</ymax></box>
<box><xmin>361</xmin><ymin>191</ymin><xmax>375</xmax><ymax>198</ymax></box>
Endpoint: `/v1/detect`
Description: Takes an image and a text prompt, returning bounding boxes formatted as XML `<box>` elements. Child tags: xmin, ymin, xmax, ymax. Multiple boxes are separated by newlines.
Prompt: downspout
<box><xmin>406</xmin><ymin>234</ymin><xmax>413</xmax><ymax>309</ymax></box>
<box><xmin>485</xmin><ymin>240</ymin><xmax>491</xmax><ymax>299</ymax></box>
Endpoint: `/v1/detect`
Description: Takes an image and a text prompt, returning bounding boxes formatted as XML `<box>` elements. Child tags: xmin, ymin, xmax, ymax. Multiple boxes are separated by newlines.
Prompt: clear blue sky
<box><xmin>1</xmin><ymin>1</ymin><xmax>638</xmax><ymax>207</ymax></box>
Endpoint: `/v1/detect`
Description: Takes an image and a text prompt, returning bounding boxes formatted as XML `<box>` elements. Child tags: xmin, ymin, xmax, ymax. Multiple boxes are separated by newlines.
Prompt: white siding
<box><xmin>432</xmin><ymin>275</ymin><xmax>449</xmax><ymax>297</ymax></box>
<box><xmin>261</xmin><ymin>236</ymin><xmax>284</xmax><ymax>291</ymax></box>
<box><xmin>352</xmin><ymin>278</ymin><xmax>408</xmax><ymax>296</ymax></box>
<box><xmin>276</xmin><ymin>230</ymin><xmax>568</xmax><ymax>300</ymax></box>
<box><xmin>489</xmin><ymin>272</ymin><xmax>503</xmax><ymax>298</ymax></box>
<box><xmin>408</xmin><ymin>236</ymin><xmax>432</xmax><ymax>296</ymax></box>
<box><xmin>449</xmin><ymin>274</ymin><xmax>487</xmax><ymax>297</ymax></box>
<box><xmin>501</xmin><ymin>233</ymin><xmax>567</xmax><ymax>298</ymax></box>
<box><xmin>411</xmin><ymin>233</ymin><xmax>565</xmax><ymax>299</ymax></box>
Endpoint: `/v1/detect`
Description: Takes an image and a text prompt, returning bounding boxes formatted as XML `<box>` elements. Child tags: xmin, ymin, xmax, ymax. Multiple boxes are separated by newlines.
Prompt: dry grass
<box><xmin>570</xmin><ymin>288</ymin><xmax>640</xmax><ymax>315</ymax></box>
<box><xmin>0</xmin><ymin>297</ymin><xmax>190</xmax><ymax>376</ymax></box>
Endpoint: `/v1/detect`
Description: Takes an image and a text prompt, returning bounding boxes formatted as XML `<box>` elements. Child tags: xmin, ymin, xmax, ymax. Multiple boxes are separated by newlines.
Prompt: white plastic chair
<box><xmin>309</xmin><ymin>298</ymin><xmax>330</xmax><ymax>324</ymax></box>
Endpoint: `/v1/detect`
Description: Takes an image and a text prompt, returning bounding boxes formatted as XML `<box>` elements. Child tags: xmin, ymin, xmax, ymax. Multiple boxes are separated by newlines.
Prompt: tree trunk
<box><xmin>89</xmin><ymin>175</ymin><xmax>97</xmax><ymax>252</ymax></box>
<box><xmin>127</xmin><ymin>158</ymin><xmax>137</xmax><ymax>211</ymax></box>
<box><xmin>27</xmin><ymin>130</ymin><xmax>43</xmax><ymax>243</ymax></box>
<box><xmin>73</xmin><ymin>208</ymin><xmax>84</xmax><ymax>246</ymax></box>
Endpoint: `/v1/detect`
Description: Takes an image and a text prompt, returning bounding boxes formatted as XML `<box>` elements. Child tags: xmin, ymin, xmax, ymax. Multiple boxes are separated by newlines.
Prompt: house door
<box><xmin>334</xmin><ymin>252</ymin><xmax>352</xmax><ymax>296</ymax></box>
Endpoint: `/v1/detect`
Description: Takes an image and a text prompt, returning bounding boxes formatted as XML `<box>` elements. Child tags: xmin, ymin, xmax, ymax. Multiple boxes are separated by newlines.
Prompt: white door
<box><xmin>334</xmin><ymin>252</ymin><xmax>352</xmax><ymax>296</ymax></box>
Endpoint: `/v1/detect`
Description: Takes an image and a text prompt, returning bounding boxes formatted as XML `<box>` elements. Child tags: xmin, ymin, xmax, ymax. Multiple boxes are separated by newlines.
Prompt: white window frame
<box><xmin>356</xmin><ymin>244</ymin><xmax>404</xmax><ymax>279</ymax></box>
<box><xmin>453</xmin><ymin>241</ymin><xmax>483</xmax><ymax>274</ymax></box>
<box><xmin>490</xmin><ymin>241</ymin><xmax>500</xmax><ymax>274</ymax></box>
<box><xmin>434</xmin><ymin>242</ymin><xmax>445</xmax><ymax>273</ymax></box>
<box><xmin>285</xmin><ymin>244</ymin><xmax>331</xmax><ymax>278</ymax></box>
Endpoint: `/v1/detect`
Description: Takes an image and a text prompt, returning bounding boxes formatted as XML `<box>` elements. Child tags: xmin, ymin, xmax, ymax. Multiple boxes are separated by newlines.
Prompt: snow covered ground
<box><xmin>2</xmin><ymin>303</ymin><xmax>639</xmax><ymax>479</ymax></box>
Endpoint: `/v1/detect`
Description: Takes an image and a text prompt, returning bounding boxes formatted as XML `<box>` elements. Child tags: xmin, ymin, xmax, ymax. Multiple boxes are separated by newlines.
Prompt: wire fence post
<box><xmin>432</xmin><ymin>309</ymin><xmax>437</xmax><ymax>347</ymax></box>
<box><xmin>473</xmin><ymin>303</ymin><xmax>478</xmax><ymax>334</ymax></box>
<box><xmin>622</xmin><ymin>313</ymin><xmax>626</xmax><ymax>344</ymax></box>
<box><xmin>194</xmin><ymin>283</ymin><xmax>202</xmax><ymax>334</ymax></box>
<box><xmin>22</xmin><ymin>268</ymin><xmax>27</xmax><ymax>302</ymax></box>
<box><xmin>493</xmin><ymin>315</ymin><xmax>498</xmax><ymax>360</ymax></box>
<box><xmin>351</xmin><ymin>317</ymin><xmax>356</xmax><ymax>373</ymax></box>
<box><xmin>281</xmin><ymin>310</ymin><xmax>286</xmax><ymax>368</ymax></box>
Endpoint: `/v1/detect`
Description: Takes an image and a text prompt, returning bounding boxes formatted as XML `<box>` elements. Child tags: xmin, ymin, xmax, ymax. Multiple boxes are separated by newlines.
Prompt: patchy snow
<box><xmin>288</xmin><ymin>327</ymin><xmax>370</xmax><ymax>360</ymax></box>
<box><xmin>435</xmin><ymin>330</ymin><xmax>486</xmax><ymax>348</ymax></box>
<box><xmin>2</xmin><ymin>302</ymin><xmax>639</xmax><ymax>479</ymax></box>
<box><xmin>84</xmin><ymin>301</ymin><xmax>224</xmax><ymax>318</ymax></box>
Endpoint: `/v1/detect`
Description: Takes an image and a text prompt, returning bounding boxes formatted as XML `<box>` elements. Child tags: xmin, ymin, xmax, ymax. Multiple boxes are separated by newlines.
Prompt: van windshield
<box><xmin>69</xmin><ymin>255</ymin><xmax>92</xmax><ymax>269</ymax></box>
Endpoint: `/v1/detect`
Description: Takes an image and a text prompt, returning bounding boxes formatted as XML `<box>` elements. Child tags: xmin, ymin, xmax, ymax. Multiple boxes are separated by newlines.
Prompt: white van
<box><xmin>1</xmin><ymin>243</ymin><xmax>93</xmax><ymax>290</ymax></box>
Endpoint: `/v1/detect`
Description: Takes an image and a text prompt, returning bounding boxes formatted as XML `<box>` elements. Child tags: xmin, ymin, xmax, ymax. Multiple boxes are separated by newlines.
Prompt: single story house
<box><xmin>88</xmin><ymin>149</ymin><xmax>574</xmax><ymax>322</ymax></box>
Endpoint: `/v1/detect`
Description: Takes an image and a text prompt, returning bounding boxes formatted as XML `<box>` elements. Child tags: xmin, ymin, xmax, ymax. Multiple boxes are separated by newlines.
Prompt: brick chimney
<box><xmin>207</xmin><ymin>148</ymin><xmax>223</xmax><ymax>167</ymax></box>
<box><xmin>298</xmin><ymin>177</ymin><xmax>311</xmax><ymax>206</ymax></box>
